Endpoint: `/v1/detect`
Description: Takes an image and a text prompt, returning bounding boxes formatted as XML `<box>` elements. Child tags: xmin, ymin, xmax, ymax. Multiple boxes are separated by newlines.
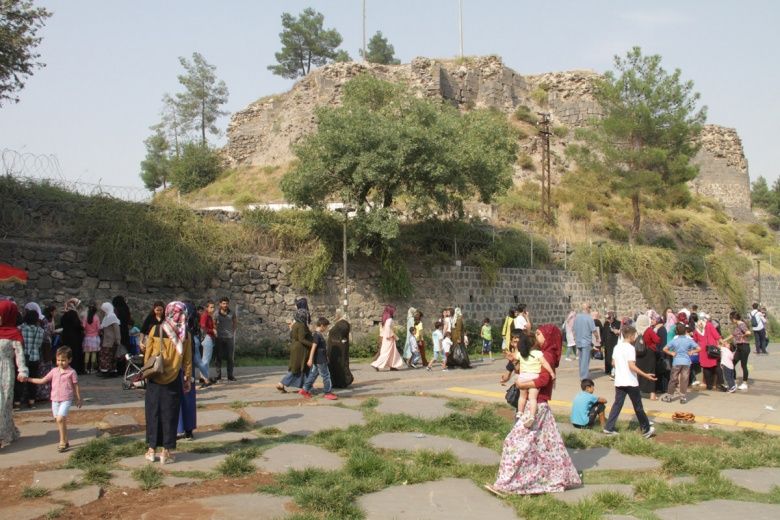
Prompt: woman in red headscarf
<box><xmin>1</xmin><ymin>300</ymin><xmax>30</xmax><ymax>448</ymax></box>
<box><xmin>371</xmin><ymin>305</ymin><xmax>404</xmax><ymax>371</ymax></box>
<box><xmin>486</xmin><ymin>324</ymin><xmax>581</xmax><ymax>496</ymax></box>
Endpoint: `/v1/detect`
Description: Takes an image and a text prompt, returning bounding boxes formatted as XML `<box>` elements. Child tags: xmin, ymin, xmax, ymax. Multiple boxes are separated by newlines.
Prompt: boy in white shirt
<box><xmin>603</xmin><ymin>325</ymin><xmax>657</xmax><ymax>438</ymax></box>
<box><xmin>441</xmin><ymin>331</ymin><xmax>453</xmax><ymax>372</ymax></box>
<box><xmin>427</xmin><ymin>321</ymin><xmax>445</xmax><ymax>371</ymax></box>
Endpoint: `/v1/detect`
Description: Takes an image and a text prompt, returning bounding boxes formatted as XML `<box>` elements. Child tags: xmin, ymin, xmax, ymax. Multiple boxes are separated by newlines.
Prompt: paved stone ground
<box><xmin>255</xmin><ymin>443</ymin><xmax>345</xmax><ymax>473</ymax></box>
<box><xmin>374</xmin><ymin>395</ymin><xmax>454</xmax><ymax>419</ymax></box>
<box><xmin>719</xmin><ymin>467</ymin><xmax>780</xmax><ymax>493</ymax></box>
<box><xmin>244</xmin><ymin>404</ymin><xmax>365</xmax><ymax>435</ymax></box>
<box><xmin>369</xmin><ymin>432</ymin><xmax>500</xmax><ymax>465</ymax></box>
<box><xmin>554</xmin><ymin>484</ymin><xmax>635</xmax><ymax>504</ymax></box>
<box><xmin>358</xmin><ymin>478</ymin><xmax>521</xmax><ymax>519</ymax></box>
<box><xmin>654</xmin><ymin>499</ymin><xmax>780</xmax><ymax>519</ymax></box>
<box><xmin>567</xmin><ymin>447</ymin><xmax>662</xmax><ymax>472</ymax></box>
<box><xmin>0</xmin><ymin>422</ymin><xmax>97</xmax><ymax>469</ymax></box>
<box><xmin>140</xmin><ymin>493</ymin><xmax>297</xmax><ymax>520</ymax></box>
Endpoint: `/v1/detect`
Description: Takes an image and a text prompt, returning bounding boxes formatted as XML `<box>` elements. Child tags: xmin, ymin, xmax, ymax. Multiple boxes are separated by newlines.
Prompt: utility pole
<box><xmin>362</xmin><ymin>0</ymin><xmax>367</xmax><ymax>62</ymax></box>
<box><xmin>458</xmin><ymin>0</ymin><xmax>464</xmax><ymax>58</ymax></box>
<box><xmin>757</xmin><ymin>259</ymin><xmax>762</xmax><ymax>306</ymax></box>
<box><xmin>538</xmin><ymin>112</ymin><xmax>552</xmax><ymax>224</ymax></box>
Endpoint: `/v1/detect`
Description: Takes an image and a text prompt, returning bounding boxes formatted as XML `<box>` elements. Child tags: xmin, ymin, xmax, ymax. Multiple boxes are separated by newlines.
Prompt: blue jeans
<box><xmin>193</xmin><ymin>335</ymin><xmax>212</xmax><ymax>380</ymax></box>
<box><xmin>303</xmin><ymin>362</ymin><xmax>333</xmax><ymax>393</ymax></box>
<box><xmin>577</xmin><ymin>346</ymin><xmax>591</xmax><ymax>380</ymax></box>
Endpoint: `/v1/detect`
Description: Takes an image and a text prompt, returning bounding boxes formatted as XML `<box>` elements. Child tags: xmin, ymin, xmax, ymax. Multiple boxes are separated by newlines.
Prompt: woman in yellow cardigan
<box><xmin>143</xmin><ymin>301</ymin><xmax>192</xmax><ymax>465</ymax></box>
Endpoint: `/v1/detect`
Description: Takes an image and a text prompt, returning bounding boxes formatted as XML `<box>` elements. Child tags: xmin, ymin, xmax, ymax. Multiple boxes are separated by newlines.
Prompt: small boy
<box><xmin>300</xmin><ymin>317</ymin><xmax>337</xmax><ymax>400</ymax></box>
<box><xmin>571</xmin><ymin>378</ymin><xmax>607</xmax><ymax>429</ymax></box>
<box><xmin>662</xmin><ymin>323</ymin><xmax>700</xmax><ymax>403</ymax></box>
<box><xmin>480</xmin><ymin>318</ymin><xmax>493</xmax><ymax>361</ymax></box>
<box><xmin>441</xmin><ymin>331</ymin><xmax>453</xmax><ymax>372</ymax></box>
<box><xmin>427</xmin><ymin>321</ymin><xmax>445</xmax><ymax>371</ymax></box>
<box><xmin>26</xmin><ymin>346</ymin><xmax>83</xmax><ymax>452</ymax></box>
<box><xmin>405</xmin><ymin>326</ymin><xmax>422</xmax><ymax>368</ymax></box>
<box><xmin>719</xmin><ymin>342</ymin><xmax>737</xmax><ymax>392</ymax></box>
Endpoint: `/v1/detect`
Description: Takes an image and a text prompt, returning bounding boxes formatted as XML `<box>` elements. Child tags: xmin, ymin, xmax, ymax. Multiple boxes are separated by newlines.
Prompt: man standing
<box><xmin>750</xmin><ymin>302</ymin><xmax>768</xmax><ymax>355</ymax></box>
<box><xmin>573</xmin><ymin>303</ymin><xmax>595</xmax><ymax>381</ymax></box>
<box><xmin>514</xmin><ymin>304</ymin><xmax>530</xmax><ymax>335</ymax></box>
<box><xmin>214</xmin><ymin>297</ymin><xmax>237</xmax><ymax>382</ymax></box>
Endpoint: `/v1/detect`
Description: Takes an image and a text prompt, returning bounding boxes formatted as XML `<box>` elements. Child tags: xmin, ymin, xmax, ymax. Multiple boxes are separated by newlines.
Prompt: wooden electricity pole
<box><xmin>538</xmin><ymin>112</ymin><xmax>552</xmax><ymax>223</ymax></box>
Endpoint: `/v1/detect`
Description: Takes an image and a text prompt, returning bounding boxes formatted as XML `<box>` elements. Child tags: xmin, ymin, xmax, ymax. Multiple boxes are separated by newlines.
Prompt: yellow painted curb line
<box><xmin>446</xmin><ymin>386</ymin><xmax>780</xmax><ymax>433</ymax></box>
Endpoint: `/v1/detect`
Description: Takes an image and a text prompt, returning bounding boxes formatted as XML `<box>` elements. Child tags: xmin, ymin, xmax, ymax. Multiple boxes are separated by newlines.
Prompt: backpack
<box><xmin>750</xmin><ymin>311</ymin><xmax>758</xmax><ymax>328</ymax></box>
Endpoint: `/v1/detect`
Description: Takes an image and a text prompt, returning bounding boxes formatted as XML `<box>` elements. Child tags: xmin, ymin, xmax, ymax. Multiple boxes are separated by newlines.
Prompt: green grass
<box><xmin>21</xmin><ymin>486</ymin><xmax>50</xmax><ymax>498</ymax></box>
<box><xmin>229</xmin><ymin>400</ymin><xmax>248</xmax><ymax>409</ymax></box>
<box><xmin>83</xmin><ymin>466</ymin><xmax>112</xmax><ymax>486</ymax></box>
<box><xmin>223</xmin><ymin>417</ymin><xmax>253</xmax><ymax>432</ymax></box>
<box><xmin>216</xmin><ymin>447</ymin><xmax>260</xmax><ymax>477</ymax></box>
<box><xmin>44</xmin><ymin>509</ymin><xmax>63</xmax><ymax>520</ymax></box>
<box><xmin>132</xmin><ymin>464</ymin><xmax>165</xmax><ymax>490</ymax></box>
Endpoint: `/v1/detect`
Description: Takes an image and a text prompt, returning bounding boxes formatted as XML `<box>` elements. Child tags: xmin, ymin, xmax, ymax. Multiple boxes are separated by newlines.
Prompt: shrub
<box><xmin>530</xmin><ymin>85</ymin><xmax>549</xmax><ymax>106</ymax></box>
<box><xmin>169</xmin><ymin>143</ymin><xmax>223</xmax><ymax>194</ymax></box>
<box><xmin>649</xmin><ymin>235</ymin><xmax>677</xmax><ymax>250</ymax></box>
<box><xmin>603</xmin><ymin>221</ymin><xmax>629</xmax><ymax>242</ymax></box>
<box><xmin>768</xmin><ymin>215</ymin><xmax>780</xmax><ymax>231</ymax></box>
<box><xmin>513</xmin><ymin>105</ymin><xmax>537</xmax><ymax>124</ymax></box>
<box><xmin>379</xmin><ymin>249</ymin><xmax>413</xmax><ymax>298</ymax></box>
<box><xmin>552</xmin><ymin>125</ymin><xmax>569</xmax><ymax>138</ymax></box>
<box><xmin>747</xmin><ymin>223</ymin><xmax>768</xmax><ymax>237</ymax></box>
<box><xmin>518</xmin><ymin>153</ymin><xmax>535</xmax><ymax>171</ymax></box>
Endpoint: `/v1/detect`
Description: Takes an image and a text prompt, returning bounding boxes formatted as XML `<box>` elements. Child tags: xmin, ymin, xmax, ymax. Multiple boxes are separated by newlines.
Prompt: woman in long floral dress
<box><xmin>487</xmin><ymin>324</ymin><xmax>581</xmax><ymax>496</ymax></box>
<box><xmin>0</xmin><ymin>300</ymin><xmax>29</xmax><ymax>448</ymax></box>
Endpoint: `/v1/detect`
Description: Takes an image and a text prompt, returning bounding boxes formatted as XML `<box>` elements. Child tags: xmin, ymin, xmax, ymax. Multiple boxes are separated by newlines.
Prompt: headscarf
<box><xmin>0</xmin><ymin>300</ymin><xmax>23</xmax><ymax>341</ymax></box>
<box><xmin>537</xmin><ymin>323</ymin><xmax>562</xmax><ymax>369</ymax></box>
<box><xmin>65</xmin><ymin>298</ymin><xmax>81</xmax><ymax>312</ymax></box>
<box><xmin>184</xmin><ymin>301</ymin><xmax>198</xmax><ymax>335</ymax></box>
<box><xmin>100</xmin><ymin>302</ymin><xmax>120</xmax><ymax>328</ymax></box>
<box><xmin>453</xmin><ymin>307</ymin><xmax>463</xmax><ymax>324</ymax></box>
<box><xmin>295</xmin><ymin>297</ymin><xmax>310</xmax><ymax>324</ymax></box>
<box><xmin>407</xmin><ymin>307</ymin><xmax>417</xmax><ymax>330</ymax></box>
<box><xmin>381</xmin><ymin>305</ymin><xmax>396</xmax><ymax>326</ymax></box>
<box><xmin>635</xmin><ymin>315</ymin><xmax>651</xmax><ymax>336</ymax></box>
<box><xmin>665</xmin><ymin>311</ymin><xmax>677</xmax><ymax>332</ymax></box>
<box><xmin>162</xmin><ymin>301</ymin><xmax>188</xmax><ymax>355</ymax></box>
<box><xmin>294</xmin><ymin>308</ymin><xmax>309</xmax><ymax>324</ymax></box>
<box><xmin>676</xmin><ymin>312</ymin><xmax>688</xmax><ymax>326</ymax></box>
<box><xmin>24</xmin><ymin>302</ymin><xmax>44</xmax><ymax>321</ymax></box>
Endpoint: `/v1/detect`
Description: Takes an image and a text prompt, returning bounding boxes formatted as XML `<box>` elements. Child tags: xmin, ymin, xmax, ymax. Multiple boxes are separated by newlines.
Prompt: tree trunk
<box><xmin>631</xmin><ymin>192</ymin><xmax>641</xmax><ymax>237</ymax></box>
<box><xmin>201</xmin><ymin>99</ymin><xmax>206</xmax><ymax>146</ymax></box>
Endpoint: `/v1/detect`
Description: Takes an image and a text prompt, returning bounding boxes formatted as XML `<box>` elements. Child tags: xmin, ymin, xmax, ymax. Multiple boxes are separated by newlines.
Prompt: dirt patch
<box><xmin>0</xmin><ymin>461</ymin><xmax>56</xmax><ymax>511</ymax></box>
<box><xmin>655</xmin><ymin>431</ymin><xmax>724</xmax><ymax>447</ymax></box>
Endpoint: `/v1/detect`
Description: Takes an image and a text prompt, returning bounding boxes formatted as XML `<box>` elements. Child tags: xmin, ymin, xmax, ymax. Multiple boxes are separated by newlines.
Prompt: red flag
<box><xmin>0</xmin><ymin>263</ymin><xmax>28</xmax><ymax>284</ymax></box>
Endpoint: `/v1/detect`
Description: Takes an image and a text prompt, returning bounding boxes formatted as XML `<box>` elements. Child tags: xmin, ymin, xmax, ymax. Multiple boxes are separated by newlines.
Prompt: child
<box><xmin>501</xmin><ymin>308</ymin><xmax>515</xmax><ymax>351</ymax></box>
<box><xmin>570</xmin><ymin>378</ymin><xmax>607</xmax><ymax>429</ymax></box>
<box><xmin>441</xmin><ymin>331</ymin><xmax>453</xmax><ymax>372</ymax></box>
<box><xmin>500</xmin><ymin>333</ymin><xmax>521</xmax><ymax>385</ymax></box>
<box><xmin>719</xmin><ymin>342</ymin><xmax>737</xmax><ymax>392</ymax></box>
<box><xmin>481</xmin><ymin>318</ymin><xmax>493</xmax><ymax>361</ymax></box>
<box><xmin>662</xmin><ymin>324</ymin><xmax>700</xmax><ymax>403</ymax></box>
<box><xmin>81</xmin><ymin>303</ymin><xmax>101</xmax><ymax>374</ymax></box>
<box><xmin>404</xmin><ymin>326</ymin><xmax>422</xmax><ymax>368</ymax></box>
<box><xmin>26</xmin><ymin>346</ymin><xmax>83</xmax><ymax>452</ymax></box>
<box><xmin>513</xmin><ymin>334</ymin><xmax>556</xmax><ymax>428</ymax></box>
<box><xmin>300</xmin><ymin>317</ymin><xmax>337</xmax><ymax>400</ymax></box>
<box><xmin>603</xmin><ymin>325</ymin><xmax>656</xmax><ymax>438</ymax></box>
<box><xmin>128</xmin><ymin>321</ymin><xmax>141</xmax><ymax>356</ymax></box>
<box><xmin>427</xmin><ymin>321</ymin><xmax>444</xmax><ymax>371</ymax></box>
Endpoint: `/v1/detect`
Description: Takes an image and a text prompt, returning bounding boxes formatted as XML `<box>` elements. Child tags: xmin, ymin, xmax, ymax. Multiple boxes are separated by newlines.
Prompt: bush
<box><xmin>518</xmin><ymin>153</ymin><xmax>535</xmax><ymax>171</ymax></box>
<box><xmin>552</xmin><ymin>125</ymin><xmax>569</xmax><ymax>138</ymax></box>
<box><xmin>768</xmin><ymin>215</ymin><xmax>780</xmax><ymax>231</ymax></box>
<box><xmin>169</xmin><ymin>143</ymin><xmax>223</xmax><ymax>194</ymax></box>
<box><xmin>530</xmin><ymin>85</ymin><xmax>549</xmax><ymax>106</ymax></box>
<box><xmin>747</xmin><ymin>223</ymin><xmax>768</xmax><ymax>237</ymax></box>
<box><xmin>603</xmin><ymin>221</ymin><xmax>629</xmax><ymax>242</ymax></box>
<box><xmin>650</xmin><ymin>235</ymin><xmax>677</xmax><ymax>250</ymax></box>
<box><xmin>513</xmin><ymin>105</ymin><xmax>538</xmax><ymax>124</ymax></box>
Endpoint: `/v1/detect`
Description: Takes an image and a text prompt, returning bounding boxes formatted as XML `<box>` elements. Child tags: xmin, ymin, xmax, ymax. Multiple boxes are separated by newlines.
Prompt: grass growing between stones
<box><xmin>132</xmin><ymin>465</ymin><xmax>164</xmax><ymax>490</ymax></box>
<box><xmin>21</xmin><ymin>486</ymin><xmax>50</xmax><ymax>498</ymax></box>
<box><xmin>216</xmin><ymin>447</ymin><xmax>259</xmax><ymax>477</ymax></box>
<box><xmin>222</xmin><ymin>417</ymin><xmax>252</xmax><ymax>432</ymax></box>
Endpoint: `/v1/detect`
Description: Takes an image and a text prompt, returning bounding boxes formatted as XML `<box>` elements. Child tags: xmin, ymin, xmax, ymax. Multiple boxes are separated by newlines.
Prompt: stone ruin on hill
<box><xmin>225</xmin><ymin>56</ymin><xmax>752</xmax><ymax>220</ymax></box>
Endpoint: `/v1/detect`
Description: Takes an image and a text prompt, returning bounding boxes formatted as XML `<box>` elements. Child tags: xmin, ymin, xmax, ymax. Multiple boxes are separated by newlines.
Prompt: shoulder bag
<box><xmin>706</xmin><ymin>345</ymin><xmax>721</xmax><ymax>359</ymax></box>
<box><xmin>505</xmin><ymin>384</ymin><xmax>520</xmax><ymax>409</ymax></box>
<box><xmin>139</xmin><ymin>325</ymin><xmax>165</xmax><ymax>379</ymax></box>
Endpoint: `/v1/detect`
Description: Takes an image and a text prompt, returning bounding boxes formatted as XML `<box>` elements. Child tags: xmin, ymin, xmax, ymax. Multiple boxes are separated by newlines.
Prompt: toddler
<box><xmin>512</xmin><ymin>334</ymin><xmax>555</xmax><ymax>428</ymax></box>
<box><xmin>719</xmin><ymin>342</ymin><xmax>736</xmax><ymax>392</ymax></box>
<box><xmin>81</xmin><ymin>303</ymin><xmax>101</xmax><ymax>374</ymax></box>
<box><xmin>26</xmin><ymin>346</ymin><xmax>82</xmax><ymax>452</ymax></box>
<box><xmin>404</xmin><ymin>326</ymin><xmax>422</xmax><ymax>368</ymax></box>
<box><xmin>480</xmin><ymin>318</ymin><xmax>493</xmax><ymax>361</ymax></box>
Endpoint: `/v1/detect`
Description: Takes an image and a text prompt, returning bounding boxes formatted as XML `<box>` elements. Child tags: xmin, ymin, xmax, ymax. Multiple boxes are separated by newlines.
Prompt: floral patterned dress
<box><xmin>1</xmin><ymin>339</ymin><xmax>29</xmax><ymax>446</ymax></box>
<box><xmin>493</xmin><ymin>402</ymin><xmax>581</xmax><ymax>494</ymax></box>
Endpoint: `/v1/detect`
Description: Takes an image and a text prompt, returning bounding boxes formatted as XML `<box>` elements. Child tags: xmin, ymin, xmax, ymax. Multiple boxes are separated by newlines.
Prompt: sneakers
<box><xmin>298</xmin><ymin>389</ymin><xmax>312</xmax><ymax>399</ymax></box>
<box><xmin>680</xmin><ymin>397</ymin><xmax>687</xmax><ymax>404</ymax></box>
<box><xmin>738</xmin><ymin>382</ymin><xmax>748</xmax><ymax>390</ymax></box>
<box><xmin>661</xmin><ymin>395</ymin><xmax>672</xmax><ymax>403</ymax></box>
<box><xmin>691</xmin><ymin>381</ymin><xmax>701</xmax><ymax>387</ymax></box>
<box><xmin>227</xmin><ymin>376</ymin><xmax>237</xmax><ymax>382</ymax></box>
<box><xmin>602</xmin><ymin>429</ymin><xmax>618</xmax><ymax>436</ymax></box>
<box><xmin>727</xmin><ymin>386</ymin><xmax>737</xmax><ymax>393</ymax></box>
<box><xmin>323</xmin><ymin>393</ymin><xmax>338</xmax><ymax>400</ymax></box>
<box><xmin>442</xmin><ymin>368</ymin><xmax>449</xmax><ymax>371</ymax></box>
<box><xmin>642</xmin><ymin>426</ymin><xmax>656</xmax><ymax>439</ymax></box>
<box><xmin>426</xmin><ymin>366</ymin><xmax>432</xmax><ymax>371</ymax></box>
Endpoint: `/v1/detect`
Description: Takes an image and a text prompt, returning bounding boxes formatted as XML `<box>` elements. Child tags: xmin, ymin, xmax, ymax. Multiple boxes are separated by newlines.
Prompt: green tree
<box><xmin>268</xmin><ymin>8</ymin><xmax>345</xmax><ymax>78</ymax></box>
<box><xmin>571</xmin><ymin>47</ymin><xmax>706</xmax><ymax>237</ymax></box>
<box><xmin>0</xmin><ymin>0</ymin><xmax>51</xmax><ymax>105</ymax></box>
<box><xmin>281</xmin><ymin>74</ymin><xmax>517</xmax><ymax>217</ymax></box>
<box><xmin>333</xmin><ymin>49</ymin><xmax>352</xmax><ymax>62</ymax></box>
<box><xmin>360</xmin><ymin>31</ymin><xmax>400</xmax><ymax>64</ymax></box>
<box><xmin>139</xmin><ymin>130</ymin><xmax>170</xmax><ymax>191</ymax></box>
<box><xmin>169</xmin><ymin>143</ymin><xmax>222</xmax><ymax>194</ymax></box>
<box><xmin>152</xmin><ymin>93</ymin><xmax>186</xmax><ymax>157</ymax></box>
<box><xmin>751</xmin><ymin>176</ymin><xmax>773</xmax><ymax>210</ymax></box>
<box><xmin>175</xmin><ymin>52</ymin><xmax>229</xmax><ymax>146</ymax></box>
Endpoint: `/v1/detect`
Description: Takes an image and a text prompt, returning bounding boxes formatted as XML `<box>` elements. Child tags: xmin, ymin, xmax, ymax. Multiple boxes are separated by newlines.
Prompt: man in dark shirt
<box><xmin>214</xmin><ymin>297</ymin><xmax>237</xmax><ymax>382</ymax></box>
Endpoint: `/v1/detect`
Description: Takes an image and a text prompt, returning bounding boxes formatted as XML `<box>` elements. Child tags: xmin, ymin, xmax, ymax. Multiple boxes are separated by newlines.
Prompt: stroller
<box><xmin>123</xmin><ymin>353</ymin><xmax>146</xmax><ymax>390</ymax></box>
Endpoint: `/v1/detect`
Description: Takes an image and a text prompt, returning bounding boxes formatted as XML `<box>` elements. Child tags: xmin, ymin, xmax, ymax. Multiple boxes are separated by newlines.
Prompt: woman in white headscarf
<box><xmin>447</xmin><ymin>307</ymin><xmax>471</xmax><ymax>369</ymax></box>
<box><xmin>97</xmin><ymin>302</ymin><xmax>121</xmax><ymax>377</ymax></box>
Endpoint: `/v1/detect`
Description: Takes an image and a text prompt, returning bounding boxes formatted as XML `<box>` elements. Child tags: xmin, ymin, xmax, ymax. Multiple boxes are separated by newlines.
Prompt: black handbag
<box><xmin>706</xmin><ymin>345</ymin><xmax>721</xmax><ymax>359</ymax></box>
<box><xmin>505</xmin><ymin>384</ymin><xmax>520</xmax><ymax>408</ymax></box>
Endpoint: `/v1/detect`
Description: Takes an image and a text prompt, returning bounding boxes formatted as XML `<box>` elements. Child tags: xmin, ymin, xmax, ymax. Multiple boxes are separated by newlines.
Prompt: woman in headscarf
<box><xmin>327</xmin><ymin>309</ymin><xmax>353</xmax><ymax>388</ymax></box>
<box><xmin>637</xmin><ymin>314</ymin><xmax>659</xmax><ymax>400</ymax></box>
<box><xmin>112</xmin><ymin>296</ymin><xmax>132</xmax><ymax>375</ymax></box>
<box><xmin>563</xmin><ymin>309</ymin><xmax>577</xmax><ymax>361</ymax></box>
<box><xmin>60</xmin><ymin>298</ymin><xmax>85</xmax><ymax>374</ymax></box>
<box><xmin>371</xmin><ymin>305</ymin><xmax>404</xmax><ymax>371</ymax></box>
<box><xmin>144</xmin><ymin>301</ymin><xmax>192</xmax><ymax>465</ymax></box>
<box><xmin>693</xmin><ymin>313</ymin><xmax>722</xmax><ymax>391</ymax></box>
<box><xmin>601</xmin><ymin>311</ymin><xmax>620</xmax><ymax>377</ymax></box>
<box><xmin>664</xmin><ymin>308</ymin><xmax>677</xmax><ymax>334</ymax></box>
<box><xmin>177</xmin><ymin>302</ymin><xmax>197</xmax><ymax>441</ymax></box>
<box><xmin>0</xmin><ymin>300</ymin><xmax>29</xmax><ymax>448</ymax></box>
<box><xmin>486</xmin><ymin>324</ymin><xmax>580</xmax><ymax>496</ymax></box>
<box><xmin>276</xmin><ymin>305</ymin><xmax>315</xmax><ymax>392</ymax></box>
<box><xmin>97</xmin><ymin>302</ymin><xmax>121</xmax><ymax>377</ymax></box>
<box><xmin>447</xmin><ymin>307</ymin><xmax>471</xmax><ymax>369</ymax></box>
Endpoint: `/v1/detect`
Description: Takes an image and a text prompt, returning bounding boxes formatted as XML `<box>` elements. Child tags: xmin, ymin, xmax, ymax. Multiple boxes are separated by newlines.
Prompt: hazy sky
<box><xmin>1</xmin><ymin>0</ymin><xmax>778</xmax><ymax>190</ymax></box>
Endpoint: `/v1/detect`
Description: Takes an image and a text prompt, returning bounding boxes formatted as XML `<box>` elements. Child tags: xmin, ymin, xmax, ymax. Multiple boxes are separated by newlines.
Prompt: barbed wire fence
<box><xmin>1</xmin><ymin>148</ymin><xmax>151</xmax><ymax>203</ymax></box>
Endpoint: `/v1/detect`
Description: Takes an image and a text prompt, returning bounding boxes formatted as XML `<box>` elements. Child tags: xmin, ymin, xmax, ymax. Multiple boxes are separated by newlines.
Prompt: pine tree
<box><xmin>268</xmin><ymin>8</ymin><xmax>346</xmax><ymax>78</ymax></box>
<box><xmin>360</xmin><ymin>31</ymin><xmax>400</xmax><ymax>64</ymax></box>
<box><xmin>175</xmin><ymin>52</ymin><xmax>229</xmax><ymax>146</ymax></box>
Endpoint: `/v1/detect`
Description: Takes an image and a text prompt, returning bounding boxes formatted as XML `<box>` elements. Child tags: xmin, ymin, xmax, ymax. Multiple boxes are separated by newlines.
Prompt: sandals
<box><xmin>145</xmin><ymin>450</ymin><xmax>156</xmax><ymax>462</ymax></box>
<box><xmin>484</xmin><ymin>484</ymin><xmax>507</xmax><ymax>498</ymax></box>
<box><xmin>57</xmin><ymin>443</ymin><xmax>69</xmax><ymax>453</ymax></box>
<box><xmin>159</xmin><ymin>451</ymin><xmax>175</xmax><ymax>465</ymax></box>
<box><xmin>275</xmin><ymin>383</ymin><xmax>287</xmax><ymax>394</ymax></box>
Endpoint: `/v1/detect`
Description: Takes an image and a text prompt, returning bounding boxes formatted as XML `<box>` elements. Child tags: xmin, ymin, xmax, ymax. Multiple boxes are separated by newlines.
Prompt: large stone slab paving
<box><xmin>49</xmin><ymin>484</ymin><xmax>102</xmax><ymax>507</ymax></box>
<box><xmin>554</xmin><ymin>484</ymin><xmax>635</xmax><ymax>504</ymax></box>
<box><xmin>117</xmin><ymin>452</ymin><xmax>227</xmax><ymax>472</ymax></box>
<box><xmin>358</xmin><ymin>478</ymin><xmax>521</xmax><ymax>520</ymax></box>
<box><xmin>369</xmin><ymin>432</ymin><xmax>500</xmax><ymax>465</ymax></box>
<box><xmin>567</xmin><ymin>447</ymin><xmax>662</xmax><ymax>472</ymax></box>
<box><xmin>0</xmin><ymin>423</ymin><xmax>97</xmax><ymax>469</ymax></box>
<box><xmin>0</xmin><ymin>502</ymin><xmax>60</xmax><ymax>520</ymax></box>
<box><xmin>189</xmin><ymin>430</ymin><xmax>255</xmax><ymax>443</ymax></box>
<box><xmin>110</xmin><ymin>469</ymin><xmax>198</xmax><ymax>489</ymax></box>
<box><xmin>100</xmin><ymin>413</ymin><xmax>138</xmax><ymax>427</ymax></box>
<box><xmin>140</xmin><ymin>493</ymin><xmax>297</xmax><ymax>520</ymax></box>
<box><xmin>556</xmin><ymin>422</ymin><xmax>579</xmax><ymax>435</ymax></box>
<box><xmin>196</xmin><ymin>409</ymin><xmax>242</xmax><ymax>427</ymax></box>
<box><xmin>31</xmin><ymin>468</ymin><xmax>84</xmax><ymax>490</ymax></box>
<box><xmin>654</xmin><ymin>499</ymin><xmax>780</xmax><ymax>520</ymax></box>
<box><xmin>244</xmin><ymin>405</ymin><xmax>365</xmax><ymax>436</ymax></box>
<box><xmin>255</xmin><ymin>443</ymin><xmax>345</xmax><ymax>473</ymax></box>
<box><xmin>375</xmin><ymin>396</ymin><xmax>454</xmax><ymax>420</ymax></box>
<box><xmin>720</xmin><ymin>467</ymin><xmax>780</xmax><ymax>493</ymax></box>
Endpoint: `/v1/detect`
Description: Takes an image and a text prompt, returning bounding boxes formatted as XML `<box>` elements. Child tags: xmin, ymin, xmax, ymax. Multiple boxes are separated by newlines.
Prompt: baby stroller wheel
<box><xmin>123</xmin><ymin>353</ymin><xmax>146</xmax><ymax>390</ymax></box>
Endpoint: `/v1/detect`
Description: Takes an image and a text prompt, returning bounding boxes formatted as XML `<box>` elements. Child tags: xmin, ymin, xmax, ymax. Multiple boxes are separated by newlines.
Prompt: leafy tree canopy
<box><xmin>360</xmin><ymin>31</ymin><xmax>400</xmax><ymax>65</ymax></box>
<box><xmin>169</xmin><ymin>143</ymin><xmax>222</xmax><ymax>194</ymax></box>
<box><xmin>751</xmin><ymin>176</ymin><xmax>773</xmax><ymax>209</ymax></box>
<box><xmin>175</xmin><ymin>52</ymin><xmax>229</xmax><ymax>146</ymax></box>
<box><xmin>0</xmin><ymin>0</ymin><xmax>51</xmax><ymax>106</ymax></box>
<box><xmin>140</xmin><ymin>130</ymin><xmax>170</xmax><ymax>191</ymax></box>
<box><xmin>268</xmin><ymin>8</ymin><xmax>346</xmax><ymax>79</ymax></box>
<box><xmin>281</xmin><ymin>74</ymin><xmax>517</xmax><ymax>220</ymax></box>
<box><xmin>571</xmin><ymin>47</ymin><xmax>707</xmax><ymax>236</ymax></box>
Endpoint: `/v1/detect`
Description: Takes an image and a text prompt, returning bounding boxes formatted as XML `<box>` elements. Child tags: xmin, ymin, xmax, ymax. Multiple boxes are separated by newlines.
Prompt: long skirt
<box><xmin>371</xmin><ymin>338</ymin><xmax>404</xmax><ymax>371</ymax></box>
<box><xmin>328</xmin><ymin>343</ymin><xmax>353</xmax><ymax>389</ymax></box>
<box><xmin>280</xmin><ymin>370</ymin><xmax>307</xmax><ymax>389</ymax></box>
<box><xmin>36</xmin><ymin>360</ymin><xmax>52</xmax><ymax>401</ymax></box>
<box><xmin>98</xmin><ymin>344</ymin><xmax>117</xmax><ymax>373</ymax></box>
<box><xmin>636</xmin><ymin>350</ymin><xmax>656</xmax><ymax>394</ymax></box>
<box><xmin>177</xmin><ymin>373</ymin><xmax>197</xmax><ymax>435</ymax></box>
<box><xmin>493</xmin><ymin>402</ymin><xmax>581</xmax><ymax>495</ymax></box>
<box><xmin>0</xmin><ymin>341</ymin><xmax>22</xmax><ymax>446</ymax></box>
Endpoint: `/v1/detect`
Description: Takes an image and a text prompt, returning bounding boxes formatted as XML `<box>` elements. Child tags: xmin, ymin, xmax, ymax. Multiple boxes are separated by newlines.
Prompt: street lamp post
<box><xmin>595</xmin><ymin>241</ymin><xmax>606</xmax><ymax>314</ymax></box>
<box><xmin>336</xmin><ymin>205</ymin><xmax>355</xmax><ymax>310</ymax></box>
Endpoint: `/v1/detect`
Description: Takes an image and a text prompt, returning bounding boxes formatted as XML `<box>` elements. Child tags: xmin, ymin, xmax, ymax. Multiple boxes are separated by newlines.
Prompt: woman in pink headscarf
<box><xmin>486</xmin><ymin>324</ymin><xmax>581</xmax><ymax>496</ymax></box>
<box><xmin>1</xmin><ymin>300</ymin><xmax>29</xmax><ymax>448</ymax></box>
<box><xmin>371</xmin><ymin>305</ymin><xmax>404</xmax><ymax>371</ymax></box>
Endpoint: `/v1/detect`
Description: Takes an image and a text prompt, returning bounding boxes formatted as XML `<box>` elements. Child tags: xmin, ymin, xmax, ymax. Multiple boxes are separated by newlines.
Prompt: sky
<box><xmin>1</xmin><ymin>0</ymin><xmax>778</xmax><ymax>190</ymax></box>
